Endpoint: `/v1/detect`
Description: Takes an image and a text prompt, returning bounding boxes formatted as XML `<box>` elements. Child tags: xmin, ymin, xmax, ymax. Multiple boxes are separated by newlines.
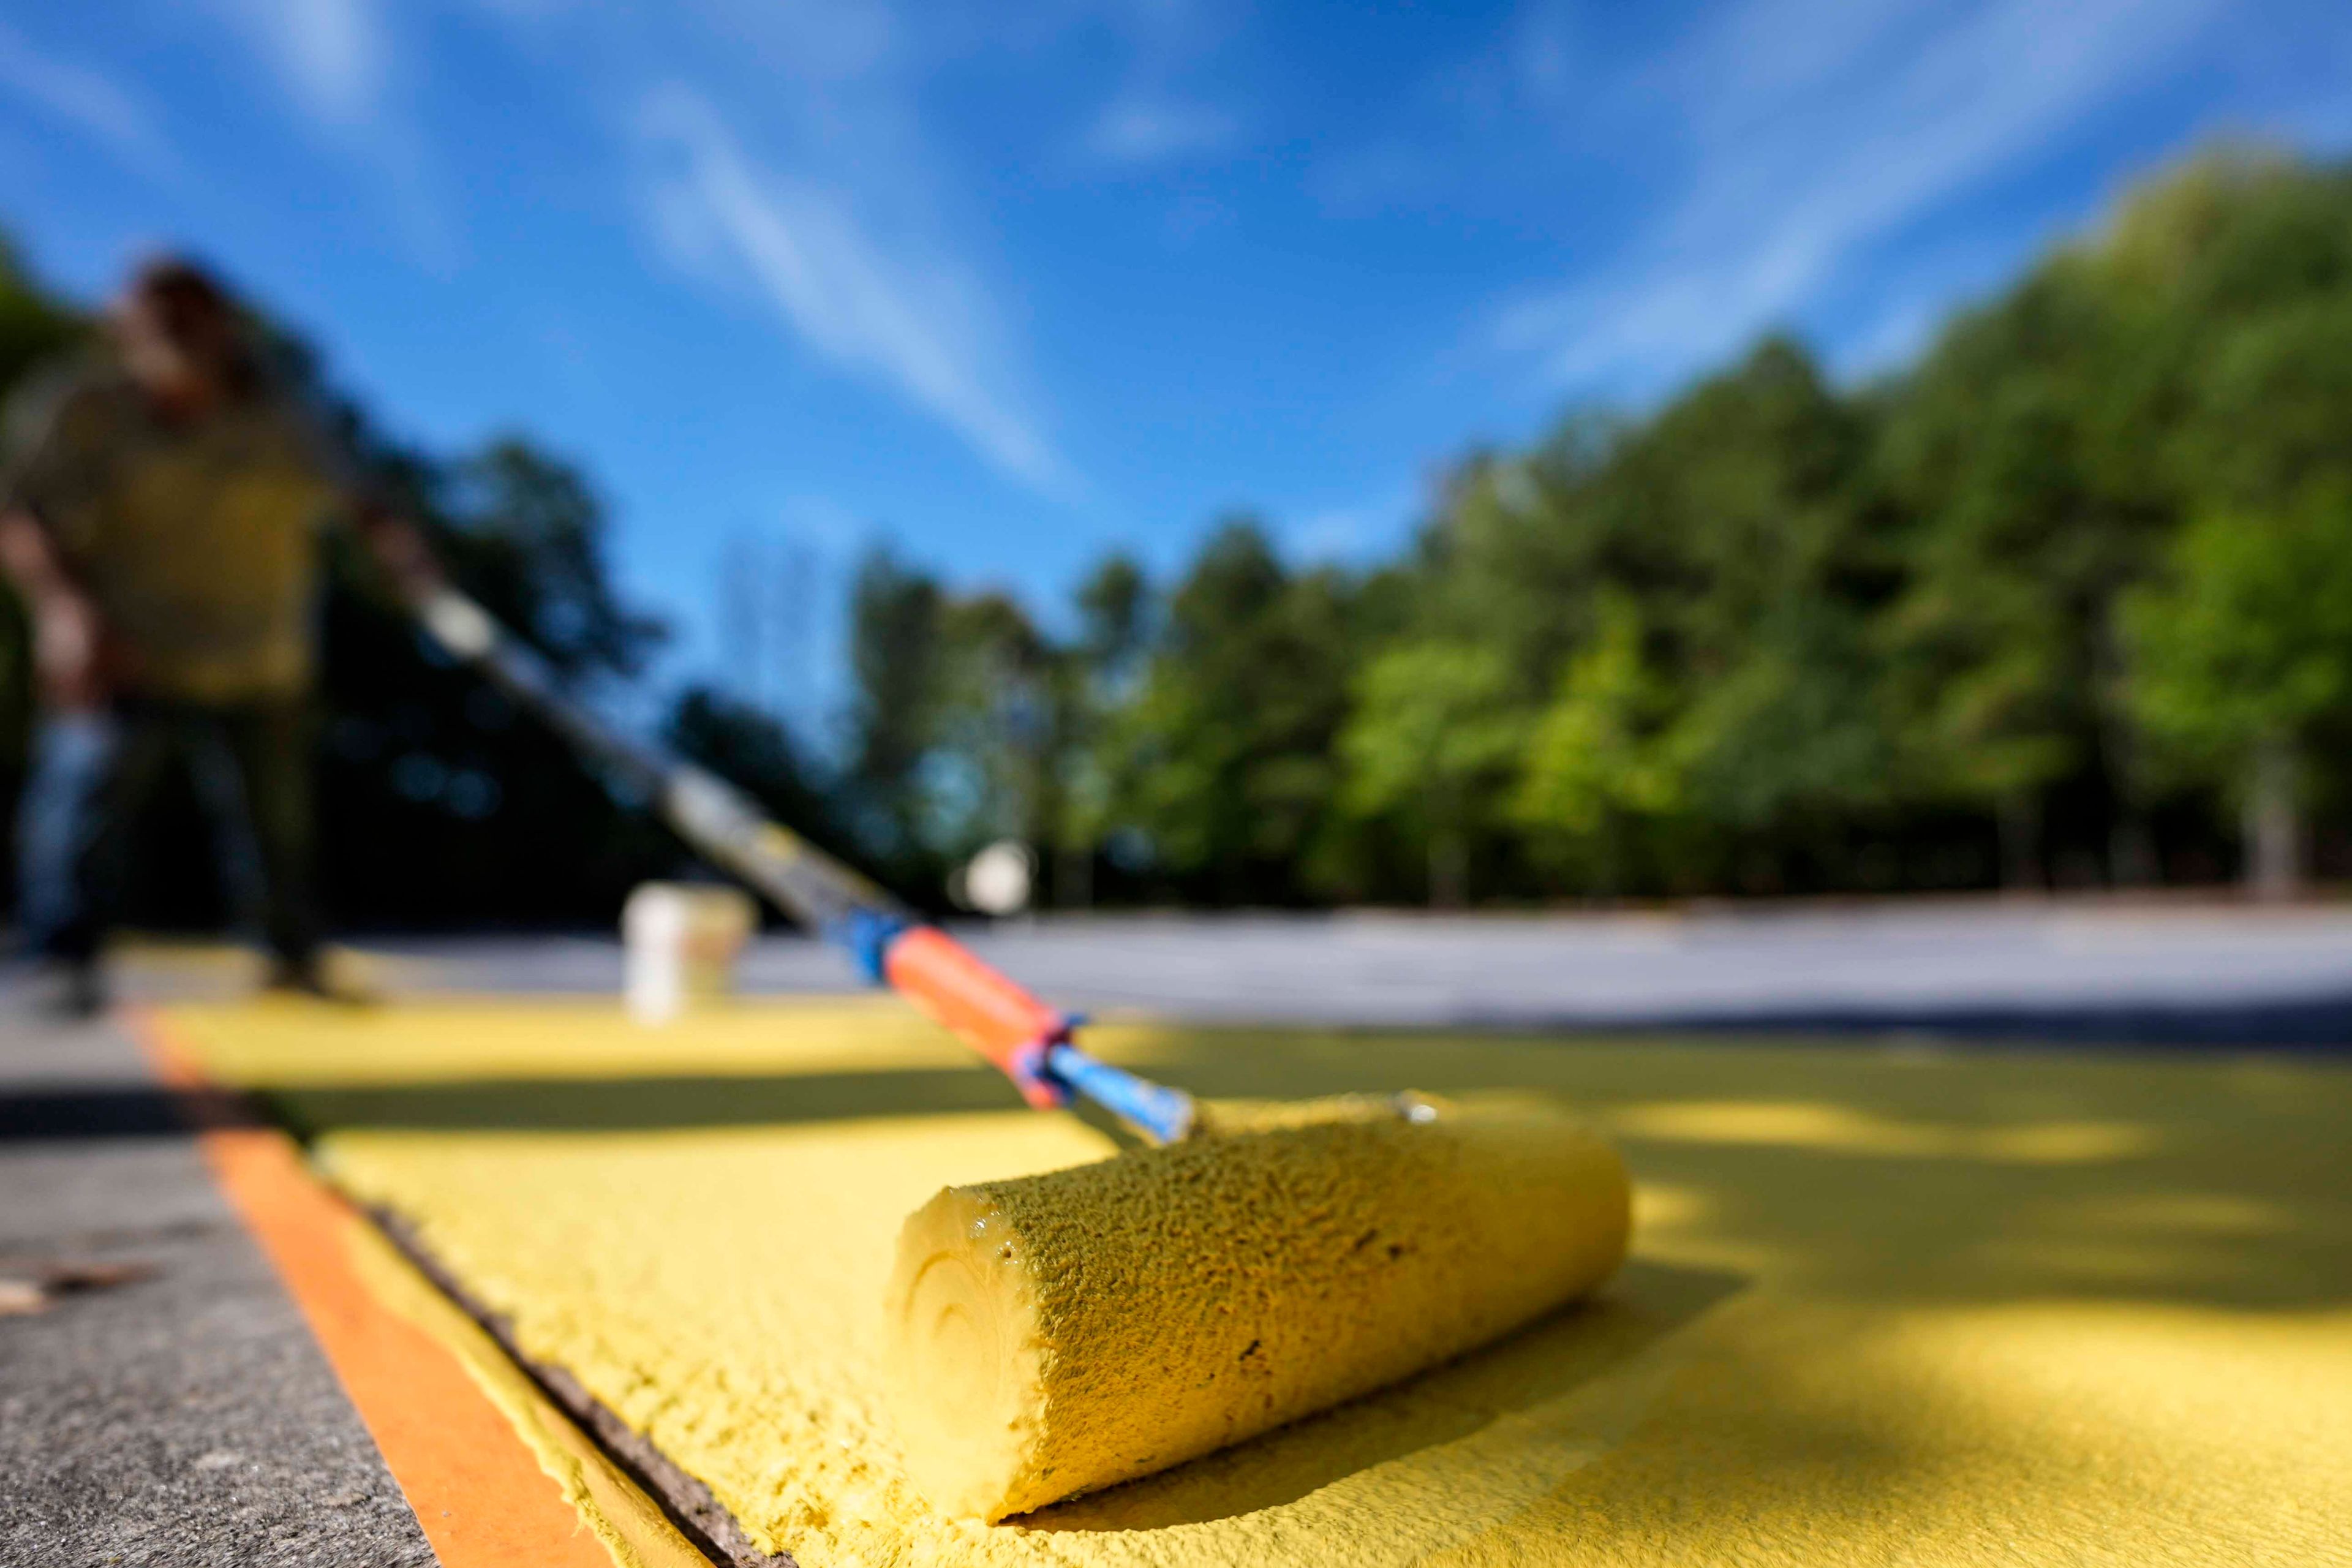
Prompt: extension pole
<box><xmin>409</xmin><ymin>586</ymin><xmax>1194</xmax><ymax>1142</ymax></box>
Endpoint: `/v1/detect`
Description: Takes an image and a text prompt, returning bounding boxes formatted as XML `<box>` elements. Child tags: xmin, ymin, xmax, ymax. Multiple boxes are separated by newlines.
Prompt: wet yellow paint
<box><xmin>165</xmin><ymin>998</ymin><xmax>2352</xmax><ymax>1567</ymax></box>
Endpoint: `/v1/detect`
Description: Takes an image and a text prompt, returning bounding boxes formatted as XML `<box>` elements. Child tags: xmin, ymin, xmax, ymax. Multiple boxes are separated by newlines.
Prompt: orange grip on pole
<box><xmin>882</xmin><ymin>926</ymin><xmax>1067</xmax><ymax>1107</ymax></box>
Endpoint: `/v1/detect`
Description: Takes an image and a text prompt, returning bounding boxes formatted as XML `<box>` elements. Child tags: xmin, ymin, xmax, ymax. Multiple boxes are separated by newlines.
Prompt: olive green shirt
<box><xmin>0</xmin><ymin>355</ymin><xmax>351</xmax><ymax>702</ymax></box>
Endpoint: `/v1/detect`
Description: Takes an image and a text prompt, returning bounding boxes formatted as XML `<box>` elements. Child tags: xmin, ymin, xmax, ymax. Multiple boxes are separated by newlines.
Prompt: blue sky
<box><xmin>1</xmin><ymin>0</ymin><xmax>2347</xmax><ymax>728</ymax></box>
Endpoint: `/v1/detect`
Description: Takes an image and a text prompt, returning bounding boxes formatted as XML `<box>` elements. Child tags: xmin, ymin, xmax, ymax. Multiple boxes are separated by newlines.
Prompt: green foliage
<box><xmin>0</xmin><ymin>248</ymin><xmax>82</xmax><ymax>772</ymax></box>
<box><xmin>1875</xmin><ymin>258</ymin><xmax>2129</xmax><ymax>818</ymax></box>
<box><xmin>844</xmin><ymin>546</ymin><xmax>945</xmax><ymax>870</ymax></box>
<box><xmin>443</xmin><ymin>440</ymin><xmax>666</xmax><ymax>678</ymax></box>
<box><xmin>1057</xmin><ymin>553</ymin><xmax>1152</xmax><ymax>869</ymax></box>
<box><xmin>0</xmin><ymin>241</ymin><xmax>81</xmax><ymax>391</ymax></box>
<box><xmin>1108</xmin><ymin>520</ymin><xmax>1361</xmax><ymax>902</ymax></box>
<box><xmin>2124</xmin><ymin>492</ymin><xmax>2352</xmax><ymax>767</ymax></box>
<box><xmin>1513</xmin><ymin>597</ymin><xmax>1678</xmax><ymax>839</ymax></box>
<box><xmin>1344</xmin><ymin>641</ymin><xmax>1527</xmax><ymax>820</ymax></box>
<box><xmin>1075</xmin><ymin>553</ymin><xmax>1150</xmax><ymax>674</ymax></box>
<box><xmin>308</xmin><ymin>426</ymin><xmax>685</xmax><ymax>927</ymax></box>
<box><xmin>1341</xmin><ymin>639</ymin><xmax>1526</xmax><ymax>903</ymax></box>
<box><xmin>667</xmin><ymin>686</ymin><xmax>845</xmax><ymax>879</ymax></box>
<box><xmin>1668</xmin><ymin>600</ymin><xmax>1890</xmax><ymax>832</ymax></box>
<box><xmin>928</xmin><ymin>588</ymin><xmax>1060</xmax><ymax>856</ymax></box>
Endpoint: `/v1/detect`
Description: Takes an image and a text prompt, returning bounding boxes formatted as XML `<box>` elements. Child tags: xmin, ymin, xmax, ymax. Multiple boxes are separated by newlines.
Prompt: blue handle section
<box><xmin>1044</xmin><ymin>1044</ymin><xmax>1196</xmax><ymax>1144</ymax></box>
<box><xmin>827</xmin><ymin>907</ymin><xmax>1194</xmax><ymax>1140</ymax></box>
<box><xmin>832</xmin><ymin>908</ymin><xmax>908</xmax><ymax>984</ymax></box>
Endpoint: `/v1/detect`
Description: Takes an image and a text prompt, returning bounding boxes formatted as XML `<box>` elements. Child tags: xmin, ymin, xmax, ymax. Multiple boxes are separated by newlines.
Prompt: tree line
<box><xmin>850</xmin><ymin>149</ymin><xmax>2352</xmax><ymax>908</ymax></box>
<box><xmin>0</xmin><ymin>143</ymin><xmax>2343</xmax><ymax>931</ymax></box>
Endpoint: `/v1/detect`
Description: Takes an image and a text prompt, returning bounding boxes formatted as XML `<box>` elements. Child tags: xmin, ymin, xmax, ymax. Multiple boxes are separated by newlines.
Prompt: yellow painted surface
<box><xmin>340</xmin><ymin>1208</ymin><xmax>711</xmax><ymax>1568</ymax></box>
<box><xmin>886</xmin><ymin>1098</ymin><xmax>1631</xmax><ymax>1519</ymax></box>
<box><xmin>165</xmin><ymin>993</ymin><xmax>963</xmax><ymax>1087</ymax></box>
<box><xmin>167</xmin><ymin>998</ymin><xmax>2352</xmax><ymax>1567</ymax></box>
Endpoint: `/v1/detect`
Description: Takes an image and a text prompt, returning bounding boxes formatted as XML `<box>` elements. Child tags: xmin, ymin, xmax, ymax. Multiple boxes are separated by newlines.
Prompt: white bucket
<box><xmin>622</xmin><ymin>882</ymin><xmax>756</xmax><ymax>1025</ymax></box>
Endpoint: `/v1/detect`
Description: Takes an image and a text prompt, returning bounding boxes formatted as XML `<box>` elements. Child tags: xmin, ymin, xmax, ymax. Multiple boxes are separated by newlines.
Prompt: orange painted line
<box><xmin>129</xmin><ymin>1008</ymin><xmax>620</xmax><ymax>1568</ymax></box>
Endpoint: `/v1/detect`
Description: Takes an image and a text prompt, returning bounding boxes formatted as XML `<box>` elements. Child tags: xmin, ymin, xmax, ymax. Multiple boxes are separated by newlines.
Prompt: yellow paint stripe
<box><xmin>160</xmin><ymin>993</ymin><xmax>970</xmax><ymax>1086</ymax></box>
<box><xmin>130</xmin><ymin>1009</ymin><xmax>708</xmax><ymax>1568</ymax></box>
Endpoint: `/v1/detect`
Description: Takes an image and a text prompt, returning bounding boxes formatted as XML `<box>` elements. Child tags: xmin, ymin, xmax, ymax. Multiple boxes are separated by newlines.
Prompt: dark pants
<box><xmin>18</xmin><ymin>698</ymin><xmax>321</xmax><ymax>969</ymax></box>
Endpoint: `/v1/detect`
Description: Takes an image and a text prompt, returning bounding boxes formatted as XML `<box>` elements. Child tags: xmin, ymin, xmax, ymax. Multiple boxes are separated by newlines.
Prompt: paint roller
<box><xmin>408</xmin><ymin>584</ymin><xmax>1633</xmax><ymax>1520</ymax></box>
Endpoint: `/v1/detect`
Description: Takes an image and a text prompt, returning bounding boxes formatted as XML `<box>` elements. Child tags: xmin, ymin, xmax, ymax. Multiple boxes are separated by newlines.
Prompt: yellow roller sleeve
<box><xmin>883</xmin><ymin>1096</ymin><xmax>1632</xmax><ymax>1521</ymax></box>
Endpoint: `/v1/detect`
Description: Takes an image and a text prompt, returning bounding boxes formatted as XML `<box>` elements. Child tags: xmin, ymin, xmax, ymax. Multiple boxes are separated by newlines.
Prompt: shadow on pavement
<box><xmin>247</xmin><ymin>1066</ymin><xmax>1033</xmax><ymax>1139</ymax></box>
<box><xmin>0</xmin><ymin>1084</ymin><xmax>260</xmax><ymax>1141</ymax></box>
<box><xmin>1026</xmin><ymin>1257</ymin><xmax>1747</xmax><ymax>1532</ymax></box>
<box><xmin>1505</xmin><ymin>996</ymin><xmax>2352</xmax><ymax>1049</ymax></box>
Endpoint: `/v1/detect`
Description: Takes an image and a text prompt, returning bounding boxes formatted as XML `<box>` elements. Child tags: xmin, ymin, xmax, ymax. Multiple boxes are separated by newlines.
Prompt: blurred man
<box><xmin>0</xmin><ymin>256</ymin><xmax>440</xmax><ymax>1012</ymax></box>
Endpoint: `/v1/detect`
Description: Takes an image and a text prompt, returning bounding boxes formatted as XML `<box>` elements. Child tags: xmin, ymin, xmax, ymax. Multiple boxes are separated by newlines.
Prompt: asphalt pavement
<box><xmin>0</xmin><ymin>1000</ymin><xmax>433</xmax><ymax>1568</ymax></box>
<box><xmin>390</xmin><ymin>897</ymin><xmax>2352</xmax><ymax>1044</ymax></box>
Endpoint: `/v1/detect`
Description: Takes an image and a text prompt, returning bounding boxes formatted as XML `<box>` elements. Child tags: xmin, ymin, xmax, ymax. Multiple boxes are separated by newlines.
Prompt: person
<box><xmin>0</xmin><ymin>255</ymin><xmax>441</xmax><ymax>1013</ymax></box>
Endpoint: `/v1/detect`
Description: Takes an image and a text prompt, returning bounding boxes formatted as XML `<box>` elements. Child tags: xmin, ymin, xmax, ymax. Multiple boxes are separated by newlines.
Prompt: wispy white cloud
<box><xmin>686</xmin><ymin>0</ymin><xmax>897</xmax><ymax>85</ymax></box>
<box><xmin>203</xmin><ymin>0</ymin><xmax>458</xmax><ymax>267</ymax></box>
<box><xmin>0</xmin><ymin>18</ymin><xmax>177</xmax><ymax>178</ymax></box>
<box><xmin>1493</xmin><ymin>0</ymin><xmax>2233</xmax><ymax>391</ymax></box>
<box><xmin>1083</xmin><ymin>92</ymin><xmax>1238</xmax><ymax>166</ymax></box>
<box><xmin>215</xmin><ymin>0</ymin><xmax>388</xmax><ymax>129</ymax></box>
<box><xmin>639</xmin><ymin>85</ymin><xmax>1075</xmax><ymax>497</ymax></box>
